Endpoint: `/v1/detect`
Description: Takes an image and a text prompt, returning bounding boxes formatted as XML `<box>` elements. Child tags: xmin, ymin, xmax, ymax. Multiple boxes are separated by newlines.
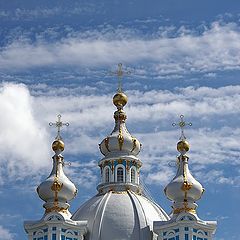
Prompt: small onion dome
<box><xmin>177</xmin><ymin>139</ymin><xmax>190</xmax><ymax>155</ymax></box>
<box><xmin>99</xmin><ymin>133</ymin><xmax>141</xmax><ymax>157</ymax></box>
<box><xmin>37</xmin><ymin>162</ymin><xmax>77</xmax><ymax>205</ymax></box>
<box><xmin>99</xmin><ymin>116</ymin><xmax>141</xmax><ymax>157</ymax></box>
<box><xmin>113</xmin><ymin>92</ymin><xmax>128</xmax><ymax>108</ymax></box>
<box><xmin>52</xmin><ymin>139</ymin><xmax>65</xmax><ymax>152</ymax></box>
<box><xmin>164</xmin><ymin>156</ymin><xmax>204</xmax><ymax>207</ymax></box>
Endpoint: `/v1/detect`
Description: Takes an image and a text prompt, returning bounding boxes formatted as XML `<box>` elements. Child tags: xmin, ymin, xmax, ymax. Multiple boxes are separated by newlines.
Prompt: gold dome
<box><xmin>52</xmin><ymin>139</ymin><xmax>65</xmax><ymax>152</ymax></box>
<box><xmin>177</xmin><ymin>140</ymin><xmax>190</xmax><ymax>154</ymax></box>
<box><xmin>113</xmin><ymin>92</ymin><xmax>128</xmax><ymax>108</ymax></box>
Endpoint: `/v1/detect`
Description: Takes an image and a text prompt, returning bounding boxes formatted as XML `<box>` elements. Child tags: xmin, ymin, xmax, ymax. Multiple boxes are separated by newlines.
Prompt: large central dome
<box><xmin>72</xmin><ymin>69</ymin><xmax>169</xmax><ymax>240</ymax></box>
<box><xmin>72</xmin><ymin>191</ymin><xmax>169</xmax><ymax>240</ymax></box>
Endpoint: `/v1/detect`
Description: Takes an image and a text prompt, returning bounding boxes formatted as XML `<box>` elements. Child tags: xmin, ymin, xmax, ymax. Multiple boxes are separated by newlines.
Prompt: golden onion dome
<box><xmin>177</xmin><ymin>139</ymin><xmax>190</xmax><ymax>154</ymax></box>
<box><xmin>52</xmin><ymin>139</ymin><xmax>65</xmax><ymax>152</ymax></box>
<box><xmin>113</xmin><ymin>92</ymin><xmax>128</xmax><ymax>108</ymax></box>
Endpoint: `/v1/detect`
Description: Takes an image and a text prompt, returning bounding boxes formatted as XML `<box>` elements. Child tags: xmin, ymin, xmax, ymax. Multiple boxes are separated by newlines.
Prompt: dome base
<box><xmin>97</xmin><ymin>182</ymin><xmax>142</xmax><ymax>195</ymax></box>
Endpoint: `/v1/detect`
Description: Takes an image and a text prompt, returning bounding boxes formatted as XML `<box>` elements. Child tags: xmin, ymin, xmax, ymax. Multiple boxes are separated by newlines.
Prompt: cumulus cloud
<box><xmin>0</xmin><ymin>22</ymin><xmax>240</xmax><ymax>78</ymax></box>
<box><xmin>0</xmin><ymin>225</ymin><xmax>14</xmax><ymax>240</ymax></box>
<box><xmin>0</xmin><ymin>83</ymin><xmax>50</xmax><ymax>184</ymax></box>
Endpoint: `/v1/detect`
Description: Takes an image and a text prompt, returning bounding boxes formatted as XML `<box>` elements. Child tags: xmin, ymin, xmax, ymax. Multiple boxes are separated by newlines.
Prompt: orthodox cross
<box><xmin>110</xmin><ymin>63</ymin><xmax>131</xmax><ymax>92</ymax></box>
<box><xmin>172</xmin><ymin>115</ymin><xmax>192</xmax><ymax>140</ymax></box>
<box><xmin>49</xmin><ymin>114</ymin><xmax>69</xmax><ymax>140</ymax></box>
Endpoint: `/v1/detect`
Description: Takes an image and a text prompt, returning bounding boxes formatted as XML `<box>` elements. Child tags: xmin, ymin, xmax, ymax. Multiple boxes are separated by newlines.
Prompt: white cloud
<box><xmin>0</xmin><ymin>4</ymin><xmax>101</xmax><ymax>20</ymax></box>
<box><xmin>144</xmin><ymin>165</ymin><xmax>175</xmax><ymax>186</ymax></box>
<box><xmin>0</xmin><ymin>22</ymin><xmax>240</xmax><ymax>78</ymax></box>
<box><xmin>0</xmin><ymin>225</ymin><xmax>14</xmax><ymax>240</ymax></box>
<box><xmin>0</xmin><ymin>83</ymin><xmax>50</xmax><ymax>184</ymax></box>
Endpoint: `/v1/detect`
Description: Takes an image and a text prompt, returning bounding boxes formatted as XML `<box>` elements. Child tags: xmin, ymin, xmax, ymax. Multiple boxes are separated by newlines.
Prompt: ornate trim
<box><xmin>173</xmin><ymin>206</ymin><xmax>196</xmax><ymax>214</ymax></box>
<box><xmin>45</xmin><ymin>206</ymin><xmax>69</xmax><ymax>214</ymax></box>
<box><xmin>104</xmin><ymin>137</ymin><xmax>110</xmax><ymax>152</ymax></box>
<box><xmin>181</xmin><ymin>181</ymin><xmax>192</xmax><ymax>191</ymax></box>
<box><xmin>131</xmin><ymin>137</ymin><xmax>137</xmax><ymax>152</ymax></box>
<box><xmin>118</xmin><ymin>126</ymin><xmax>124</xmax><ymax>150</ymax></box>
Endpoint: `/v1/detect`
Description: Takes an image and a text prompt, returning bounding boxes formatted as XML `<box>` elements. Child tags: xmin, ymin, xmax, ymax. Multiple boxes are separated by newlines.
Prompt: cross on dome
<box><xmin>110</xmin><ymin>63</ymin><xmax>131</xmax><ymax>93</ymax></box>
<box><xmin>172</xmin><ymin>114</ymin><xmax>192</xmax><ymax>140</ymax></box>
<box><xmin>49</xmin><ymin>114</ymin><xmax>69</xmax><ymax>140</ymax></box>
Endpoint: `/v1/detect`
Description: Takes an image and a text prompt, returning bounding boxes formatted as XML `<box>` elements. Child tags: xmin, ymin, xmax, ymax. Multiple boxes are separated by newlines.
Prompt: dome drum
<box><xmin>98</xmin><ymin>158</ymin><xmax>141</xmax><ymax>187</ymax></box>
<box><xmin>99</xmin><ymin>158</ymin><xmax>142</xmax><ymax>172</ymax></box>
<box><xmin>97</xmin><ymin>182</ymin><xmax>142</xmax><ymax>195</ymax></box>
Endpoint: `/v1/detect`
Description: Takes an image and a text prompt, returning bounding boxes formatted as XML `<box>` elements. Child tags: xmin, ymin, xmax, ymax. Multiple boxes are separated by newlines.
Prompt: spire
<box><xmin>98</xmin><ymin>64</ymin><xmax>142</xmax><ymax>194</ymax></box>
<box><xmin>99</xmin><ymin>63</ymin><xmax>140</xmax><ymax>156</ymax></box>
<box><xmin>164</xmin><ymin>115</ymin><xmax>204</xmax><ymax>216</ymax></box>
<box><xmin>37</xmin><ymin>115</ymin><xmax>77</xmax><ymax>218</ymax></box>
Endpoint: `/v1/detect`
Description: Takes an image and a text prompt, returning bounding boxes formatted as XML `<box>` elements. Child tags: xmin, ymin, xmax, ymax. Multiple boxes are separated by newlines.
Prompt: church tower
<box><xmin>71</xmin><ymin>64</ymin><xmax>169</xmax><ymax>240</ymax></box>
<box><xmin>24</xmin><ymin>65</ymin><xmax>217</xmax><ymax>240</ymax></box>
<box><xmin>153</xmin><ymin>115</ymin><xmax>217</xmax><ymax>240</ymax></box>
<box><xmin>24</xmin><ymin>115</ymin><xmax>87</xmax><ymax>240</ymax></box>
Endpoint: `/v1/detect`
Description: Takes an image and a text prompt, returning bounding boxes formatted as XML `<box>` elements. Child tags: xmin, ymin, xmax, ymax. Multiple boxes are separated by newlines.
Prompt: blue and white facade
<box><xmin>153</xmin><ymin>138</ymin><xmax>217</xmax><ymax>240</ymax></box>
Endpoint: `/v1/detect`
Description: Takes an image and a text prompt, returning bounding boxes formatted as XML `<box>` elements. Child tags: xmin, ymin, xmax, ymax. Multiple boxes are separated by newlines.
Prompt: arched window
<box><xmin>105</xmin><ymin>167</ymin><xmax>110</xmax><ymax>183</ymax></box>
<box><xmin>131</xmin><ymin>168</ymin><xmax>136</xmax><ymax>183</ymax></box>
<box><xmin>117</xmin><ymin>167</ymin><xmax>124</xmax><ymax>182</ymax></box>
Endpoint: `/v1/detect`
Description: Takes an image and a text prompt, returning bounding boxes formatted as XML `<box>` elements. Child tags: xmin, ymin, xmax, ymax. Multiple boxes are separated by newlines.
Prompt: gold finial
<box><xmin>172</xmin><ymin>115</ymin><xmax>192</xmax><ymax>140</ymax></box>
<box><xmin>110</xmin><ymin>63</ymin><xmax>130</xmax><ymax>93</ymax></box>
<box><xmin>113</xmin><ymin>92</ymin><xmax>128</xmax><ymax>109</ymax></box>
<box><xmin>49</xmin><ymin>114</ymin><xmax>69</xmax><ymax>140</ymax></box>
<box><xmin>173</xmin><ymin>115</ymin><xmax>192</xmax><ymax>154</ymax></box>
<box><xmin>111</xmin><ymin>63</ymin><xmax>130</xmax><ymax>109</ymax></box>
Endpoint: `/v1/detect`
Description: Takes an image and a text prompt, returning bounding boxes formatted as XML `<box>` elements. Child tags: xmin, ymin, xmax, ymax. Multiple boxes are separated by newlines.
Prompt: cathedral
<box><xmin>24</xmin><ymin>65</ymin><xmax>217</xmax><ymax>240</ymax></box>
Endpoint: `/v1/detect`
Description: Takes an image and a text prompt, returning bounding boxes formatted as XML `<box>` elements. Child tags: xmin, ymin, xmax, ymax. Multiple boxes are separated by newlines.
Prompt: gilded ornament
<box><xmin>118</xmin><ymin>127</ymin><xmax>124</xmax><ymax>150</ymax></box>
<box><xmin>136</xmin><ymin>188</ymin><xmax>141</xmax><ymax>195</ymax></box>
<box><xmin>118</xmin><ymin>158</ymin><xmax>124</xmax><ymax>164</ymax></box>
<box><xmin>52</xmin><ymin>139</ymin><xmax>65</xmax><ymax>152</ymax></box>
<box><xmin>113</xmin><ymin>92</ymin><xmax>128</xmax><ymax>108</ymax></box>
<box><xmin>114</xmin><ymin>109</ymin><xmax>127</xmax><ymax>122</ymax></box>
<box><xmin>177</xmin><ymin>140</ymin><xmax>190</xmax><ymax>153</ymax></box>
<box><xmin>131</xmin><ymin>138</ymin><xmax>137</xmax><ymax>152</ymax></box>
<box><xmin>126</xmin><ymin>160</ymin><xmax>130</xmax><ymax>171</ymax></box>
<box><xmin>104</xmin><ymin>137</ymin><xmax>110</xmax><ymax>152</ymax></box>
<box><xmin>181</xmin><ymin>181</ymin><xmax>193</xmax><ymax>191</ymax></box>
<box><xmin>111</xmin><ymin>160</ymin><xmax>114</xmax><ymax>172</ymax></box>
<box><xmin>173</xmin><ymin>206</ymin><xmax>196</xmax><ymax>214</ymax></box>
<box><xmin>51</xmin><ymin>179</ymin><xmax>63</xmax><ymax>192</ymax></box>
<box><xmin>45</xmin><ymin>206</ymin><xmax>68</xmax><ymax>214</ymax></box>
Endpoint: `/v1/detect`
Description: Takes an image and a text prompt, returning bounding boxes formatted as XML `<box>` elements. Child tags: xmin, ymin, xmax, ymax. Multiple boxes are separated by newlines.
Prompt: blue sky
<box><xmin>0</xmin><ymin>1</ymin><xmax>240</xmax><ymax>239</ymax></box>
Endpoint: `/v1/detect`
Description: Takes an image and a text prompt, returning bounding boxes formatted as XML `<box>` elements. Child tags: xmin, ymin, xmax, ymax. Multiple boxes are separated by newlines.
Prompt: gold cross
<box><xmin>110</xmin><ymin>63</ymin><xmax>131</xmax><ymax>92</ymax></box>
<box><xmin>49</xmin><ymin>114</ymin><xmax>69</xmax><ymax>140</ymax></box>
<box><xmin>172</xmin><ymin>115</ymin><xmax>192</xmax><ymax>140</ymax></box>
